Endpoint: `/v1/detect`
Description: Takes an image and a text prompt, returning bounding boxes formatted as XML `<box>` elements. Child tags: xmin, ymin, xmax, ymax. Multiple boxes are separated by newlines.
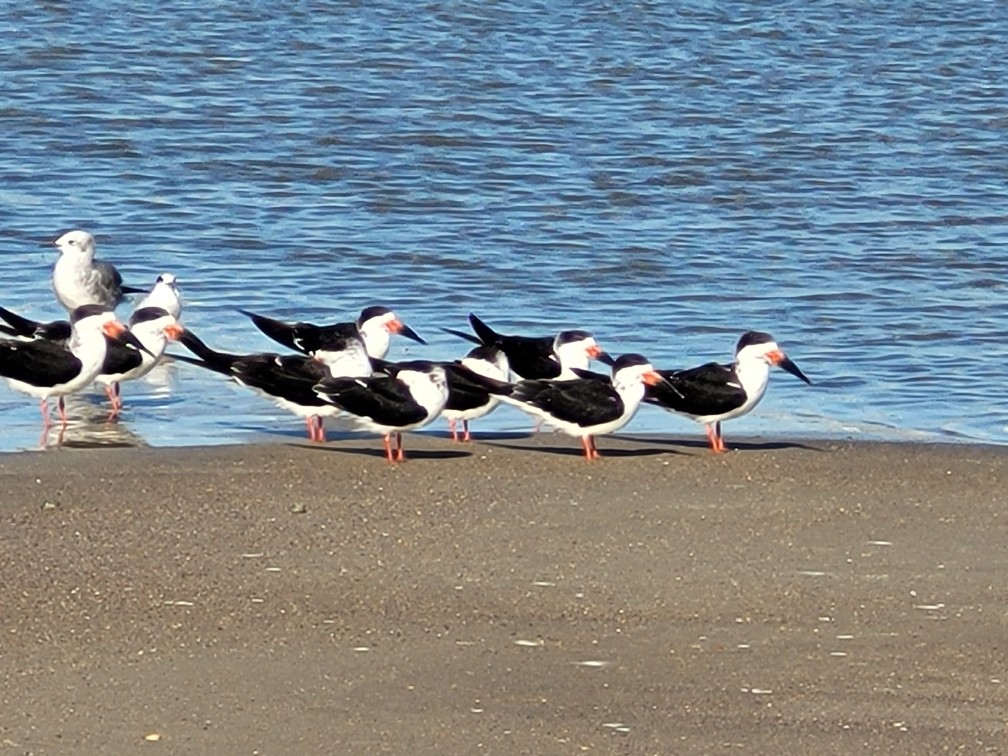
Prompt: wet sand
<box><xmin>0</xmin><ymin>434</ymin><xmax>1005</xmax><ymax>754</ymax></box>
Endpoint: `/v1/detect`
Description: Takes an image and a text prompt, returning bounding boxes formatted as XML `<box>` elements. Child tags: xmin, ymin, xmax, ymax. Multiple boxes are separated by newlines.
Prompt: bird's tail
<box><xmin>239</xmin><ymin>309</ymin><xmax>301</xmax><ymax>352</ymax></box>
<box><xmin>467</xmin><ymin>313</ymin><xmax>501</xmax><ymax>346</ymax></box>
<box><xmin>440</xmin><ymin>327</ymin><xmax>482</xmax><ymax>346</ymax></box>
<box><xmin>173</xmin><ymin>330</ymin><xmax>238</xmax><ymax>374</ymax></box>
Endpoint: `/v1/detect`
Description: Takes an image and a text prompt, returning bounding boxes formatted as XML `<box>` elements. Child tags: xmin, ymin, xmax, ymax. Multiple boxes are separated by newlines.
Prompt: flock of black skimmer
<box><xmin>0</xmin><ymin>230</ymin><xmax>813</xmax><ymax>459</ymax></box>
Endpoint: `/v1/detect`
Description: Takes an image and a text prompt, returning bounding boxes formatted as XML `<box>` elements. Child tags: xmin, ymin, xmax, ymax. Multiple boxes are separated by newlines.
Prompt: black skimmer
<box><xmin>170</xmin><ymin>329</ymin><xmax>339</xmax><ymax>442</ymax></box>
<box><xmin>444</xmin><ymin>313</ymin><xmax>606</xmax><ymax>380</ymax></box>
<box><xmin>96</xmin><ymin>306</ymin><xmax>185</xmax><ymax>414</ymax></box>
<box><xmin>133</xmin><ymin>273</ymin><xmax>182</xmax><ymax>319</ymax></box>
<box><xmin>477</xmin><ymin>353</ymin><xmax>666</xmax><ymax>460</ymax></box>
<box><xmin>0</xmin><ymin>304</ymin><xmax>146</xmax><ymax>432</ymax></box>
<box><xmin>372</xmin><ymin>345</ymin><xmax>509</xmax><ymax>442</ymax></box>
<box><xmin>442</xmin><ymin>345</ymin><xmax>509</xmax><ymax>441</ymax></box>
<box><xmin>240</xmin><ymin>305</ymin><xmax>425</xmax><ymax>364</ymax></box>
<box><xmin>313</xmin><ymin>361</ymin><xmax>449</xmax><ymax>462</ymax></box>
<box><xmin>50</xmin><ymin>230</ymin><xmax>144</xmax><ymax>311</ymax></box>
<box><xmin>1</xmin><ymin>272</ymin><xmax>184</xmax><ymax>413</ymax></box>
<box><xmin>644</xmin><ymin>331</ymin><xmax>812</xmax><ymax>453</ymax></box>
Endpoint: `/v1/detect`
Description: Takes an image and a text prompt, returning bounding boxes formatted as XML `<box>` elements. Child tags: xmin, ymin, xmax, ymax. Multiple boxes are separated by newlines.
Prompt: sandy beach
<box><xmin>0</xmin><ymin>434</ymin><xmax>1005</xmax><ymax>754</ymax></box>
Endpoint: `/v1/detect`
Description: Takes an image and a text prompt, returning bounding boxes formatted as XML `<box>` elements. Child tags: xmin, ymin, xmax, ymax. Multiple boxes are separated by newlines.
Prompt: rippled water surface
<box><xmin>1</xmin><ymin>1</ymin><xmax>1006</xmax><ymax>451</ymax></box>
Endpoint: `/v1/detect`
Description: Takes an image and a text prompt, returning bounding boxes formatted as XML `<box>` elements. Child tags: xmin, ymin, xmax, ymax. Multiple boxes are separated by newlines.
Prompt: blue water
<box><xmin>1</xmin><ymin>1</ymin><xmax>1006</xmax><ymax>450</ymax></box>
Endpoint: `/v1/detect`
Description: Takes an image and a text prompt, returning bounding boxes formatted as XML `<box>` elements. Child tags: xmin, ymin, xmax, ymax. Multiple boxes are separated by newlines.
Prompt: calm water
<box><xmin>1</xmin><ymin>1</ymin><xmax>1006</xmax><ymax>451</ymax></box>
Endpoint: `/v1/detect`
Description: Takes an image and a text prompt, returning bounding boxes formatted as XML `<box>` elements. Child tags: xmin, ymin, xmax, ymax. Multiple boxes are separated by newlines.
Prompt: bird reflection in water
<box><xmin>38</xmin><ymin>394</ymin><xmax>149</xmax><ymax>449</ymax></box>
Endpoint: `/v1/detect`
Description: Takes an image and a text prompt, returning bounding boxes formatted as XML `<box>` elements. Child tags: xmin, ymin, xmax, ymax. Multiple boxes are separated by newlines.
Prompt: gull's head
<box><xmin>53</xmin><ymin>230</ymin><xmax>96</xmax><ymax>261</ymax></box>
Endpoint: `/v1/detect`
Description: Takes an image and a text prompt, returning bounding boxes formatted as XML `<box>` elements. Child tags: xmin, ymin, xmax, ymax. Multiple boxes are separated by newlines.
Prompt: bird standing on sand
<box><xmin>313</xmin><ymin>361</ymin><xmax>449</xmax><ymax>462</ymax></box>
<box><xmin>478</xmin><ymin>353</ymin><xmax>666</xmax><ymax>460</ymax></box>
<box><xmin>0</xmin><ymin>304</ymin><xmax>146</xmax><ymax>432</ymax></box>
<box><xmin>444</xmin><ymin>313</ymin><xmax>607</xmax><ymax>381</ymax></box>
<box><xmin>51</xmin><ymin>230</ymin><xmax>143</xmax><ymax>311</ymax></box>
<box><xmin>441</xmin><ymin>345</ymin><xmax>509</xmax><ymax>442</ymax></box>
<box><xmin>645</xmin><ymin>331</ymin><xmax>812</xmax><ymax>453</ymax></box>
<box><xmin>170</xmin><ymin>329</ymin><xmax>343</xmax><ymax>443</ymax></box>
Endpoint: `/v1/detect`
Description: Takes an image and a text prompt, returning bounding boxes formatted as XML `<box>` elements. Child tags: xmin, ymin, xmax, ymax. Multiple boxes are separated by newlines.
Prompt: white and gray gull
<box><xmin>50</xmin><ymin>229</ymin><xmax>144</xmax><ymax>312</ymax></box>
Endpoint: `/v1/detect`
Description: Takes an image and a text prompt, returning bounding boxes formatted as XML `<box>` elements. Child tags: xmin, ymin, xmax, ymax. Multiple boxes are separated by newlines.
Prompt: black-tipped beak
<box><xmin>398</xmin><ymin>322</ymin><xmax>426</xmax><ymax>345</ymax></box>
<box><xmin>595</xmin><ymin>351</ymin><xmax>616</xmax><ymax>367</ymax></box>
<box><xmin>779</xmin><ymin>355</ymin><xmax>811</xmax><ymax>385</ymax></box>
<box><xmin>649</xmin><ymin>369</ymin><xmax>684</xmax><ymax>398</ymax></box>
<box><xmin>117</xmin><ymin>329</ymin><xmax>157</xmax><ymax>358</ymax></box>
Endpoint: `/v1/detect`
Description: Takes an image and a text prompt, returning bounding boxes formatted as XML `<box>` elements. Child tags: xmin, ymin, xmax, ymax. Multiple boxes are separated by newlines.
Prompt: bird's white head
<box><xmin>610</xmin><ymin>353</ymin><xmax>663</xmax><ymax>391</ymax></box>
<box><xmin>140</xmin><ymin>273</ymin><xmax>183</xmax><ymax>319</ymax></box>
<box><xmin>734</xmin><ymin>332</ymin><xmax>811</xmax><ymax>384</ymax></box>
<box><xmin>53</xmin><ymin>230</ymin><xmax>96</xmax><ymax>262</ymax></box>
<box><xmin>553</xmin><ymin>330</ymin><xmax>603</xmax><ymax>374</ymax></box>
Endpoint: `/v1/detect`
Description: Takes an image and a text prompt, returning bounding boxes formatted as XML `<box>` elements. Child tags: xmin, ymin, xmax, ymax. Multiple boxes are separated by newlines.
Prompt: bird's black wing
<box><xmin>441</xmin><ymin>327</ymin><xmax>482</xmax><ymax>346</ymax></box>
<box><xmin>94</xmin><ymin>260</ymin><xmax>124</xmax><ymax>289</ymax></box>
<box><xmin>645</xmin><ymin>362</ymin><xmax>745</xmax><ymax>416</ymax></box>
<box><xmin>569</xmin><ymin>367</ymin><xmax>610</xmax><ymax>382</ymax></box>
<box><xmin>501</xmin><ymin>336</ymin><xmax>560</xmax><ymax>380</ymax></box>
<box><xmin>443</xmin><ymin>363</ymin><xmax>496</xmax><ymax>412</ymax></box>
<box><xmin>315</xmin><ymin>375</ymin><xmax>428</xmax><ymax>425</ymax></box>
<box><xmin>303</xmin><ymin>322</ymin><xmax>367</xmax><ymax>355</ymax></box>
<box><xmin>0</xmin><ymin>339</ymin><xmax>82</xmax><ymax>386</ymax></box>
<box><xmin>0</xmin><ymin>306</ymin><xmax>71</xmax><ymax>341</ymax></box>
<box><xmin>467</xmin><ymin>313</ymin><xmax>502</xmax><ymax>346</ymax></box>
<box><xmin>0</xmin><ymin>306</ymin><xmax>44</xmax><ymax>338</ymax></box>
<box><xmin>101</xmin><ymin>339</ymin><xmax>144</xmax><ymax>375</ymax></box>
<box><xmin>231</xmin><ymin>354</ymin><xmax>331</xmax><ymax>406</ymax></box>
<box><xmin>173</xmin><ymin>330</ymin><xmax>242</xmax><ymax>374</ymax></box>
<box><xmin>513</xmin><ymin>378</ymin><xmax>624</xmax><ymax>427</ymax></box>
<box><xmin>466</xmin><ymin>313</ymin><xmax>559</xmax><ymax>379</ymax></box>
<box><xmin>240</xmin><ymin>309</ymin><xmax>333</xmax><ymax>355</ymax></box>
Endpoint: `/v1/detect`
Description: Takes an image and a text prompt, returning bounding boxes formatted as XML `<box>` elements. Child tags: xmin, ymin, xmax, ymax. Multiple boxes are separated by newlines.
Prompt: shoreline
<box><xmin>7</xmin><ymin>420</ymin><xmax>1007</xmax><ymax>457</ymax></box>
<box><xmin>1</xmin><ymin>437</ymin><xmax>1006</xmax><ymax>753</ymax></box>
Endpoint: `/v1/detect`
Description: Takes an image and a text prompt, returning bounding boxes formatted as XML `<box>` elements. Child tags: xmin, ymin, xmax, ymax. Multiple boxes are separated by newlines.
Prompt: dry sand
<box><xmin>0</xmin><ymin>433</ymin><xmax>1005</xmax><ymax>755</ymax></box>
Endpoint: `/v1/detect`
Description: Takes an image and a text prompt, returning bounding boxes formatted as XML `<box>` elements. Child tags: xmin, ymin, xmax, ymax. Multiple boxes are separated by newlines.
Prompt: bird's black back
<box><xmin>101</xmin><ymin>339</ymin><xmax>144</xmax><ymax>375</ymax></box>
<box><xmin>0</xmin><ymin>338</ymin><xmax>82</xmax><ymax>386</ymax></box>
<box><xmin>645</xmin><ymin>362</ymin><xmax>745</xmax><ymax>416</ymax></box>
<box><xmin>513</xmin><ymin>378</ymin><xmax>624</xmax><ymax>427</ymax></box>
<box><xmin>232</xmin><ymin>354</ymin><xmax>331</xmax><ymax>406</ymax></box>
<box><xmin>315</xmin><ymin>375</ymin><xmax>428</xmax><ymax>426</ymax></box>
